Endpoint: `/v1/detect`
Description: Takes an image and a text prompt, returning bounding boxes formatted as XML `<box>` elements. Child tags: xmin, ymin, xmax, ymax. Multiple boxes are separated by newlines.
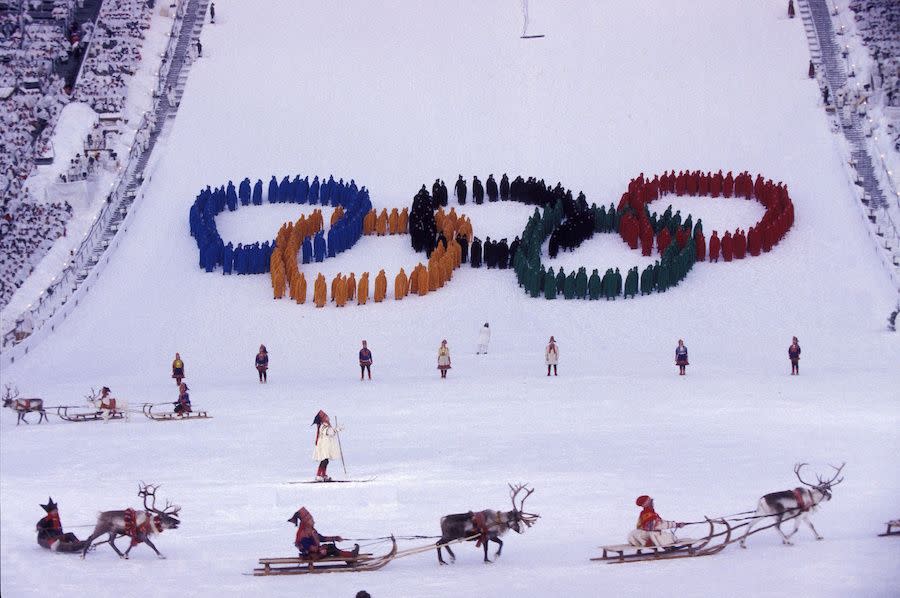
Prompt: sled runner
<box><xmin>142</xmin><ymin>403</ymin><xmax>210</xmax><ymax>420</ymax></box>
<box><xmin>878</xmin><ymin>520</ymin><xmax>899</xmax><ymax>537</ymax></box>
<box><xmin>56</xmin><ymin>405</ymin><xmax>125</xmax><ymax>422</ymax></box>
<box><xmin>253</xmin><ymin>536</ymin><xmax>396</xmax><ymax>575</ymax></box>
<box><xmin>592</xmin><ymin>518</ymin><xmax>731</xmax><ymax>563</ymax></box>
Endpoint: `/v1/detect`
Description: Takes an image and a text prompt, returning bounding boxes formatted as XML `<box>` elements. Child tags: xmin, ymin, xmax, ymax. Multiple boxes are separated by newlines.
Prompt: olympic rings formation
<box><xmin>188</xmin><ymin>170</ymin><xmax>794</xmax><ymax>305</ymax></box>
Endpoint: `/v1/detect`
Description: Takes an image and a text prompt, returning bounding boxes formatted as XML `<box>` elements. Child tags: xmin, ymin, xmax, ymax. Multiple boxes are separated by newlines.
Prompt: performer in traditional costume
<box><xmin>312</xmin><ymin>410</ymin><xmax>341</xmax><ymax>481</ymax></box>
<box><xmin>628</xmin><ymin>495</ymin><xmax>685</xmax><ymax>547</ymax></box>
<box><xmin>36</xmin><ymin>498</ymin><xmax>88</xmax><ymax>553</ymax></box>
<box><xmin>288</xmin><ymin>506</ymin><xmax>358</xmax><ymax>559</ymax></box>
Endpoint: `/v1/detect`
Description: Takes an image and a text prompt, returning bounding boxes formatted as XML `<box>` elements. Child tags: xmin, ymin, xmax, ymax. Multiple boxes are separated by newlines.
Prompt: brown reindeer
<box><xmin>740</xmin><ymin>463</ymin><xmax>845</xmax><ymax>548</ymax></box>
<box><xmin>82</xmin><ymin>483</ymin><xmax>180</xmax><ymax>559</ymax></box>
<box><xmin>436</xmin><ymin>483</ymin><xmax>539</xmax><ymax>564</ymax></box>
<box><xmin>2</xmin><ymin>385</ymin><xmax>48</xmax><ymax>425</ymax></box>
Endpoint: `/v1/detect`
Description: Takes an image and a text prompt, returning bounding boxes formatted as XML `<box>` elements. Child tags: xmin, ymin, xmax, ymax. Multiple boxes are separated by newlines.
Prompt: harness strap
<box><xmin>792</xmin><ymin>488</ymin><xmax>809</xmax><ymax>512</ymax></box>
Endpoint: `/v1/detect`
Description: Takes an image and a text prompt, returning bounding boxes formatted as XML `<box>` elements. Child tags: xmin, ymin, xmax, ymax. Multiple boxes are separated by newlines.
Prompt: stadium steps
<box><xmin>803</xmin><ymin>0</ymin><xmax>889</xmax><ymax>213</ymax></box>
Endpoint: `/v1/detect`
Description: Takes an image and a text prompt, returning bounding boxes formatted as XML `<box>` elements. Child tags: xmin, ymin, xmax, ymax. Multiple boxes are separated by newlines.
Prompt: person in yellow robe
<box><xmin>399</xmin><ymin>207</ymin><xmax>409</xmax><ymax>233</ymax></box>
<box><xmin>374</xmin><ymin>269</ymin><xmax>387</xmax><ymax>302</ymax></box>
<box><xmin>314</xmin><ymin>273</ymin><xmax>327</xmax><ymax>307</ymax></box>
<box><xmin>335</xmin><ymin>275</ymin><xmax>348</xmax><ymax>307</ymax></box>
<box><xmin>394</xmin><ymin>268</ymin><xmax>408</xmax><ymax>299</ymax></box>
<box><xmin>346</xmin><ymin>272</ymin><xmax>356</xmax><ymax>302</ymax></box>
<box><xmin>388</xmin><ymin>208</ymin><xmax>399</xmax><ymax>235</ymax></box>
<box><xmin>357</xmin><ymin>272</ymin><xmax>369</xmax><ymax>305</ymax></box>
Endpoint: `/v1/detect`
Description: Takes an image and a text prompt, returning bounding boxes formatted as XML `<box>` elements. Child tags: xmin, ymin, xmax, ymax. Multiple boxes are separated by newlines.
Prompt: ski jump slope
<box><xmin>2</xmin><ymin>2</ymin><xmax>898</xmax><ymax>597</ymax></box>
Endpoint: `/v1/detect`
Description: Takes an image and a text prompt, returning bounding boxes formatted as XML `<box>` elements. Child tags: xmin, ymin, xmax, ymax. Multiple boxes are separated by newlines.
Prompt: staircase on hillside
<box><xmin>799</xmin><ymin>0</ymin><xmax>900</xmax><ymax>281</ymax></box>
<box><xmin>72</xmin><ymin>0</ymin><xmax>209</xmax><ymax>282</ymax></box>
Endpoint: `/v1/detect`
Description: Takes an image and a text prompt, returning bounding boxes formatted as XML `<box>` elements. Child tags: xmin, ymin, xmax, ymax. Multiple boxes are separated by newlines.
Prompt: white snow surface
<box><xmin>1</xmin><ymin>2</ymin><xmax>898</xmax><ymax>597</ymax></box>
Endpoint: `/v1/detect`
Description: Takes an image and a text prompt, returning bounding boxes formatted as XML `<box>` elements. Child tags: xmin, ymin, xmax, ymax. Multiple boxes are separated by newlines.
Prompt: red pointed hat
<box><xmin>636</xmin><ymin>495</ymin><xmax>651</xmax><ymax>507</ymax></box>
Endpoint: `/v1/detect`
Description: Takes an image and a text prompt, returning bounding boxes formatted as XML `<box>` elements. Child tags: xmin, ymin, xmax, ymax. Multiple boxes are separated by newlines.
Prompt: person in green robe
<box><xmin>544</xmin><ymin>267</ymin><xmax>557</xmax><ymax>299</ymax></box>
<box><xmin>574</xmin><ymin>267</ymin><xmax>588</xmax><ymax>298</ymax></box>
<box><xmin>588</xmin><ymin>268</ymin><xmax>602</xmax><ymax>299</ymax></box>
<box><xmin>563</xmin><ymin>272</ymin><xmax>576</xmax><ymax>299</ymax></box>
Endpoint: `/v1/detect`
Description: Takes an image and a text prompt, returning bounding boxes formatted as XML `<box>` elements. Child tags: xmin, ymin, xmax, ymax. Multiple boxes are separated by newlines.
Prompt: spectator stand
<box><xmin>799</xmin><ymin>0</ymin><xmax>900</xmax><ymax>292</ymax></box>
<box><xmin>1</xmin><ymin>0</ymin><xmax>210</xmax><ymax>365</ymax></box>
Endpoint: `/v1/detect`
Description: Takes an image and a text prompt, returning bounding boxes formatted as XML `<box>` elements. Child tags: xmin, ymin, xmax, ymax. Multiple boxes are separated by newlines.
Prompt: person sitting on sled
<box><xmin>36</xmin><ymin>497</ymin><xmax>88</xmax><ymax>553</ymax></box>
<box><xmin>288</xmin><ymin>506</ymin><xmax>359</xmax><ymax>560</ymax></box>
<box><xmin>173</xmin><ymin>383</ymin><xmax>191</xmax><ymax>416</ymax></box>
<box><xmin>627</xmin><ymin>495</ymin><xmax>685</xmax><ymax>547</ymax></box>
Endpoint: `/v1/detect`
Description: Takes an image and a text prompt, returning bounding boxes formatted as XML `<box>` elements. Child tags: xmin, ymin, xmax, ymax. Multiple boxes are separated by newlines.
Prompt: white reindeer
<box><xmin>86</xmin><ymin>387</ymin><xmax>129</xmax><ymax>421</ymax></box>
<box><xmin>740</xmin><ymin>463</ymin><xmax>845</xmax><ymax>548</ymax></box>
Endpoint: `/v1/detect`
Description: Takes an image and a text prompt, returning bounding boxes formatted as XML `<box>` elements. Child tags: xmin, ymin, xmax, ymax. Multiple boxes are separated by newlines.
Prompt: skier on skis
<box><xmin>628</xmin><ymin>495</ymin><xmax>685</xmax><ymax>548</ymax></box>
<box><xmin>312</xmin><ymin>410</ymin><xmax>341</xmax><ymax>481</ymax></box>
<box><xmin>288</xmin><ymin>507</ymin><xmax>359</xmax><ymax>560</ymax></box>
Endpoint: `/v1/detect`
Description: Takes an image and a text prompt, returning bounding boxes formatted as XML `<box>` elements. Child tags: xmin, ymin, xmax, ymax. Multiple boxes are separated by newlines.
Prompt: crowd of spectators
<box><xmin>0</xmin><ymin>200</ymin><xmax>73</xmax><ymax>306</ymax></box>
<box><xmin>0</xmin><ymin>0</ymin><xmax>157</xmax><ymax>310</ymax></box>
<box><xmin>847</xmin><ymin>1</ymin><xmax>899</xmax><ymax>109</ymax></box>
<box><xmin>0</xmin><ymin>2</ymin><xmax>83</xmax><ymax>309</ymax></box>
<box><xmin>72</xmin><ymin>0</ymin><xmax>152</xmax><ymax>114</ymax></box>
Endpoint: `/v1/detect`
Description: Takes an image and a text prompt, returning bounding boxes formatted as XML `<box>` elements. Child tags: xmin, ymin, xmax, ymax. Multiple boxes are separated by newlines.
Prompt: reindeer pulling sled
<box><xmin>82</xmin><ymin>483</ymin><xmax>181</xmax><ymax>559</ymax></box>
<box><xmin>3</xmin><ymin>385</ymin><xmax>48</xmax><ymax>425</ymax></box>
<box><xmin>253</xmin><ymin>484</ymin><xmax>540</xmax><ymax>576</ymax></box>
<box><xmin>593</xmin><ymin>463</ymin><xmax>845</xmax><ymax>563</ymax></box>
<box><xmin>57</xmin><ymin>387</ymin><xmax>130</xmax><ymax>422</ymax></box>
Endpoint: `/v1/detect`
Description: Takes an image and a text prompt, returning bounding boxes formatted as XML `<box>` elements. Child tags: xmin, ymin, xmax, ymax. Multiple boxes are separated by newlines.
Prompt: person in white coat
<box><xmin>545</xmin><ymin>336</ymin><xmax>559</xmax><ymax>376</ymax></box>
<box><xmin>312</xmin><ymin>410</ymin><xmax>341</xmax><ymax>481</ymax></box>
<box><xmin>477</xmin><ymin>322</ymin><xmax>491</xmax><ymax>354</ymax></box>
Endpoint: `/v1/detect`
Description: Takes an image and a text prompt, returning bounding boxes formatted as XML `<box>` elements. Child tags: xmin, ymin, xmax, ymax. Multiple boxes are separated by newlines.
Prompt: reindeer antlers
<box><xmin>795</xmin><ymin>462</ymin><xmax>846</xmax><ymax>488</ymax></box>
<box><xmin>138</xmin><ymin>482</ymin><xmax>180</xmax><ymax>515</ymax></box>
<box><xmin>509</xmin><ymin>482</ymin><xmax>540</xmax><ymax>527</ymax></box>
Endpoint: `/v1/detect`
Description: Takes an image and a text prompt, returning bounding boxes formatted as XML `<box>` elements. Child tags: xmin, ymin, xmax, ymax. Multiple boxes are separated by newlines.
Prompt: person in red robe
<box><xmin>628</xmin><ymin>495</ymin><xmax>685</xmax><ymax>547</ymax></box>
<box><xmin>734</xmin><ymin>229</ymin><xmax>747</xmax><ymax>259</ymax></box>
<box><xmin>640</xmin><ymin>226</ymin><xmax>654</xmax><ymax>256</ymax></box>
<box><xmin>656</xmin><ymin>227</ymin><xmax>672</xmax><ymax>255</ymax></box>
<box><xmin>723</xmin><ymin>171</ymin><xmax>734</xmax><ymax>197</ymax></box>
<box><xmin>694</xmin><ymin>230</ymin><xmax>706</xmax><ymax>261</ymax></box>
<box><xmin>288</xmin><ymin>507</ymin><xmax>359</xmax><ymax>560</ymax></box>
<box><xmin>708</xmin><ymin>231</ymin><xmax>720</xmax><ymax>262</ymax></box>
<box><xmin>747</xmin><ymin>226</ymin><xmax>761</xmax><ymax>256</ymax></box>
<box><xmin>721</xmin><ymin>231</ymin><xmax>734</xmax><ymax>261</ymax></box>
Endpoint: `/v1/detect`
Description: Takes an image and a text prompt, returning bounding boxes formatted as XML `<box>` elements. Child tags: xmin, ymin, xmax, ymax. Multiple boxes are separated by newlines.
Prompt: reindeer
<box><xmin>740</xmin><ymin>463</ymin><xmax>845</xmax><ymax>548</ymax></box>
<box><xmin>81</xmin><ymin>483</ymin><xmax>180</xmax><ymax>559</ymax></box>
<box><xmin>436</xmin><ymin>483</ymin><xmax>539</xmax><ymax>564</ymax></box>
<box><xmin>86</xmin><ymin>387</ymin><xmax>128</xmax><ymax>421</ymax></box>
<box><xmin>2</xmin><ymin>385</ymin><xmax>48</xmax><ymax>425</ymax></box>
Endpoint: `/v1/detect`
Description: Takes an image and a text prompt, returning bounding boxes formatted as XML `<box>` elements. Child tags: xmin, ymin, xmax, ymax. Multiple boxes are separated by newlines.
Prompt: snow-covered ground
<box><xmin>1</xmin><ymin>2</ymin><xmax>898</xmax><ymax>597</ymax></box>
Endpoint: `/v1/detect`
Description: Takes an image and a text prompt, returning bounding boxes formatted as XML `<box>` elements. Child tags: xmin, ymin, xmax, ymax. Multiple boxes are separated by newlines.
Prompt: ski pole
<box><xmin>335</xmin><ymin>416</ymin><xmax>348</xmax><ymax>476</ymax></box>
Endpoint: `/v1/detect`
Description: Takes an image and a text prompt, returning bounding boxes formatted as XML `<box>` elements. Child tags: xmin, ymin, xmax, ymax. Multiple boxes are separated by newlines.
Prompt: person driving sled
<box><xmin>288</xmin><ymin>507</ymin><xmax>359</xmax><ymax>560</ymax></box>
<box><xmin>36</xmin><ymin>497</ymin><xmax>88</xmax><ymax>553</ymax></box>
<box><xmin>173</xmin><ymin>383</ymin><xmax>192</xmax><ymax>416</ymax></box>
<box><xmin>628</xmin><ymin>495</ymin><xmax>685</xmax><ymax>547</ymax></box>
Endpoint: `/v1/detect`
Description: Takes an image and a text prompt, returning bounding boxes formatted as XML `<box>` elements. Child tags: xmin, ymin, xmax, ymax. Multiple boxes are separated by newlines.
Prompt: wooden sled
<box><xmin>142</xmin><ymin>403</ymin><xmax>210</xmax><ymax>421</ymax></box>
<box><xmin>253</xmin><ymin>537</ymin><xmax>396</xmax><ymax>576</ymax></box>
<box><xmin>56</xmin><ymin>406</ymin><xmax>125</xmax><ymax>422</ymax></box>
<box><xmin>878</xmin><ymin>520</ymin><xmax>899</xmax><ymax>537</ymax></box>
<box><xmin>592</xmin><ymin>518</ymin><xmax>731</xmax><ymax>563</ymax></box>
